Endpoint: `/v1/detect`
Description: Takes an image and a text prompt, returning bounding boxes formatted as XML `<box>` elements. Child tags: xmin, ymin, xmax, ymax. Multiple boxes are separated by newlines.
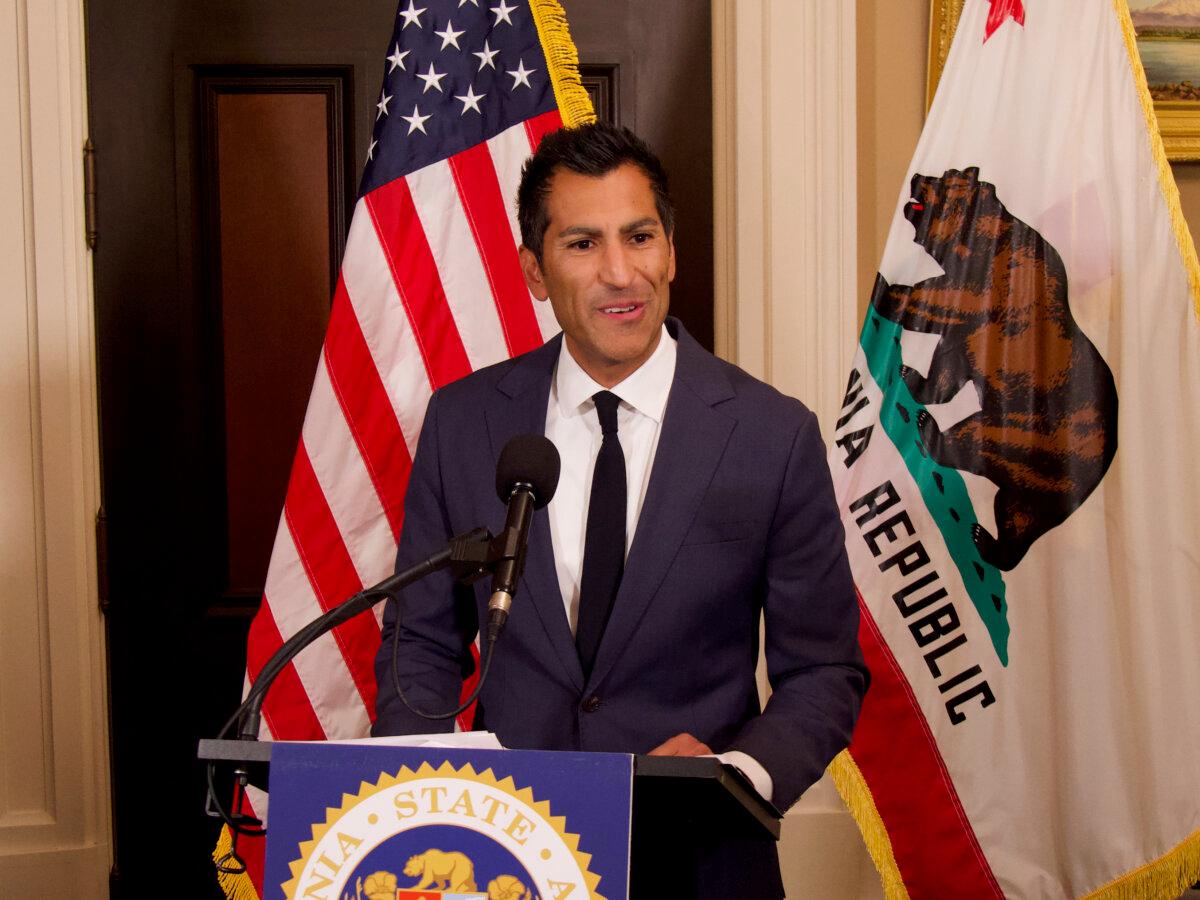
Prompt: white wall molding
<box><xmin>713</xmin><ymin>3</ymin><xmax>879</xmax><ymax>897</ymax></box>
<box><xmin>0</xmin><ymin>0</ymin><xmax>110</xmax><ymax>892</ymax></box>
<box><xmin>713</xmin><ymin>0</ymin><xmax>859</xmax><ymax>433</ymax></box>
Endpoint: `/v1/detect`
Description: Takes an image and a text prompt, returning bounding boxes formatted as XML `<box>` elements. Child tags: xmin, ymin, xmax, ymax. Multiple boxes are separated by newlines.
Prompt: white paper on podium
<box><xmin>312</xmin><ymin>731</ymin><xmax>505</xmax><ymax>750</ymax></box>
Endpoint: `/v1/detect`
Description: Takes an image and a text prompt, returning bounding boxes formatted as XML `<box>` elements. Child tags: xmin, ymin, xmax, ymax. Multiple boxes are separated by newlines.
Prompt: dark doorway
<box><xmin>86</xmin><ymin>2</ymin><xmax>711</xmax><ymax>895</ymax></box>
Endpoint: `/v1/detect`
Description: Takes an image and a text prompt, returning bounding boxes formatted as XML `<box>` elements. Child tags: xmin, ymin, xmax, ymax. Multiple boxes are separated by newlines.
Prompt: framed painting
<box><xmin>926</xmin><ymin>0</ymin><xmax>1200</xmax><ymax>161</ymax></box>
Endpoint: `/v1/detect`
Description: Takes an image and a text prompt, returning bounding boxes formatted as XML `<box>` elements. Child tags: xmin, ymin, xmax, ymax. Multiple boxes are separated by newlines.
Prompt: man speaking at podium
<box><xmin>373</xmin><ymin>122</ymin><xmax>867</xmax><ymax>896</ymax></box>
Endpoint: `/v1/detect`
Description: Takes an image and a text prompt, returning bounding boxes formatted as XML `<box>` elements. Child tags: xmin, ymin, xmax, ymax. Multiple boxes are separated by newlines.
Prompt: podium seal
<box><xmin>282</xmin><ymin>761</ymin><xmax>605</xmax><ymax>900</ymax></box>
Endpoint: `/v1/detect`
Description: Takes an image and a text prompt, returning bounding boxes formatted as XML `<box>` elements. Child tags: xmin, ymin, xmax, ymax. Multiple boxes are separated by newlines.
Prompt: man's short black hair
<box><xmin>517</xmin><ymin>121</ymin><xmax>675</xmax><ymax>262</ymax></box>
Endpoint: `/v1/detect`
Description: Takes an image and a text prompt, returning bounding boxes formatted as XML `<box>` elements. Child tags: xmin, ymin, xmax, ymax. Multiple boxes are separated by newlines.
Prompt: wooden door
<box><xmin>86</xmin><ymin>2</ymin><xmax>711</xmax><ymax>895</ymax></box>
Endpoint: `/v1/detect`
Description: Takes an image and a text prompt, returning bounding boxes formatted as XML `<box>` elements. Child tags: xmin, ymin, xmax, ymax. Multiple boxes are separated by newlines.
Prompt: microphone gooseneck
<box><xmin>208</xmin><ymin>435</ymin><xmax>560</xmax><ymax>861</ymax></box>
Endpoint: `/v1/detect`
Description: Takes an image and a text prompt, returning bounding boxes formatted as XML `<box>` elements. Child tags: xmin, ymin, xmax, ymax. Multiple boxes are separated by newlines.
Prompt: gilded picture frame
<box><xmin>926</xmin><ymin>0</ymin><xmax>1200</xmax><ymax>161</ymax></box>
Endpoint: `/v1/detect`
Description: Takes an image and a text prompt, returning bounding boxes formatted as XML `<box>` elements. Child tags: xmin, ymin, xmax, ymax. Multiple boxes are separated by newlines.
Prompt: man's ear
<box><xmin>667</xmin><ymin>233</ymin><xmax>677</xmax><ymax>283</ymax></box>
<box><xmin>519</xmin><ymin>245</ymin><xmax>549</xmax><ymax>301</ymax></box>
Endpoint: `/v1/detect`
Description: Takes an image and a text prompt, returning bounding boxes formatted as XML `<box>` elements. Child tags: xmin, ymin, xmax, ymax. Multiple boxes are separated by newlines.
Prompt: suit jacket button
<box><xmin>581</xmin><ymin>695</ymin><xmax>601</xmax><ymax>713</ymax></box>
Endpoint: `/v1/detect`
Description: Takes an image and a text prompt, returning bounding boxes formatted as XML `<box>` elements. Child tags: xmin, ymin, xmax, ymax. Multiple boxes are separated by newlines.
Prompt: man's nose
<box><xmin>598</xmin><ymin>242</ymin><xmax>635</xmax><ymax>288</ymax></box>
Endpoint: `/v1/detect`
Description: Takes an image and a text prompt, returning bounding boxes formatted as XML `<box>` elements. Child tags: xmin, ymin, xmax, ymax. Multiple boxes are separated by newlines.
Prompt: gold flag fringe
<box><xmin>213</xmin><ymin>824</ymin><xmax>262</xmax><ymax>900</ymax></box>
<box><xmin>829</xmin><ymin>750</ymin><xmax>911</xmax><ymax>900</ymax></box>
<box><xmin>1113</xmin><ymin>0</ymin><xmax>1200</xmax><ymax>321</ymax></box>
<box><xmin>1081</xmin><ymin>826</ymin><xmax>1200</xmax><ymax>900</ymax></box>
<box><xmin>528</xmin><ymin>0</ymin><xmax>596</xmax><ymax>128</ymax></box>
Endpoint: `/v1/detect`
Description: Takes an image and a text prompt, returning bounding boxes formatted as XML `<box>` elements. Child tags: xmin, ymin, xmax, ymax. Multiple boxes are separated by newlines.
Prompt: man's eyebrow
<box><xmin>554</xmin><ymin>218</ymin><xmax>662</xmax><ymax>240</ymax></box>
<box><xmin>555</xmin><ymin>224</ymin><xmax>603</xmax><ymax>239</ymax></box>
<box><xmin>620</xmin><ymin>217</ymin><xmax>660</xmax><ymax>234</ymax></box>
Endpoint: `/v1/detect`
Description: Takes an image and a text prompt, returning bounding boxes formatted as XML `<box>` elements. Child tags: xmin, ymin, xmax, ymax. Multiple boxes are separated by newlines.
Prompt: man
<box><xmin>373</xmin><ymin>122</ymin><xmax>867</xmax><ymax>897</ymax></box>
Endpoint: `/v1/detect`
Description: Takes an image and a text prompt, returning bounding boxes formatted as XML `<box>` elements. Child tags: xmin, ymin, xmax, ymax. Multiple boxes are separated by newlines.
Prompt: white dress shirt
<box><xmin>543</xmin><ymin>325</ymin><xmax>774</xmax><ymax>803</ymax></box>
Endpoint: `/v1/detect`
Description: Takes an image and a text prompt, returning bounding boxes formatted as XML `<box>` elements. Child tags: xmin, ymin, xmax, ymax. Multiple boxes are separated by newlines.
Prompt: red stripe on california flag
<box><xmin>247</xmin><ymin>600</ymin><xmax>325</xmax><ymax>740</ymax></box>
<box><xmin>447</xmin><ymin>143</ymin><xmax>543</xmax><ymax>357</ymax></box>
<box><xmin>324</xmin><ymin>276</ymin><xmax>413</xmax><ymax>541</ymax></box>
<box><xmin>524</xmin><ymin>109</ymin><xmax>564</xmax><ymax>150</ymax></box>
<box><xmin>365</xmin><ymin>177</ymin><xmax>472</xmax><ymax>389</ymax></box>
<box><xmin>849</xmin><ymin>599</ymin><xmax>1002</xmax><ymax>898</ymax></box>
<box><xmin>283</xmin><ymin>442</ymin><xmax>381</xmax><ymax>718</ymax></box>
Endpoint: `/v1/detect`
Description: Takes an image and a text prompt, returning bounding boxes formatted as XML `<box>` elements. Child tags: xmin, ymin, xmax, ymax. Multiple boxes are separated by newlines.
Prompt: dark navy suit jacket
<box><xmin>373</xmin><ymin>317</ymin><xmax>867</xmax><ymax>812</ymax></box>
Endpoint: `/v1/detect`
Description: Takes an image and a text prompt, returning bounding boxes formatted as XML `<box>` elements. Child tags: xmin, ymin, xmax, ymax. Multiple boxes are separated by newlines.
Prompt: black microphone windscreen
<box><xmin>495</xmin><ymin>435</ymin><xmax>561</xmax><ymax>509</ymax></box>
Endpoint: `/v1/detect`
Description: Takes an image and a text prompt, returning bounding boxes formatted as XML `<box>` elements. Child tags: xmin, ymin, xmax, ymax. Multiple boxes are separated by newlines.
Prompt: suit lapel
<box><xmin>586</xmin><ymin>321</ymin><xmax>736</xmax><ymax>691</ymax></box>
<box><xmin>485</xmin><ymin>333</ymin><xmax>584</xmax><ymax>692</ymax></box>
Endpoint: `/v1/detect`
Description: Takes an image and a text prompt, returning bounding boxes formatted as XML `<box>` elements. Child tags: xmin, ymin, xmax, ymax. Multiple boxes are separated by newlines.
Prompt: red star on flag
<box><xmin>985</xmin><ymin>0</ymin><xmax>1025</xmax><ymax>42</ymax></box>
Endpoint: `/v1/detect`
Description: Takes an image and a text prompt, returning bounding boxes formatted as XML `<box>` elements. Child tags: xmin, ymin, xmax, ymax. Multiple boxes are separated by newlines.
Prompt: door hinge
<box><xmin>83</xmin><ymin>137</ymin><xmax>97</xmax><ymax>250</ymax></box>
<box><xmin>96</xmin><ymin>505</ymin><xmax>110</xmax><ymax>615</ymax></box>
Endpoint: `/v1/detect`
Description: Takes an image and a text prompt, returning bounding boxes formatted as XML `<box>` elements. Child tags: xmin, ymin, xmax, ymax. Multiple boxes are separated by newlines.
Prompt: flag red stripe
<box><xmin>324</xmin><ymin>277</ymin><xmax>413</xmax><ymax>541</ymax></box>
<box><xmin>365</xmin><ymin>179</ymin><xmax>472</xmax><ymax>389</ymax></box>
<box><xmin>524</xmin><ymin>109</ymin><xmax>564</xmax><ymax>150</ymax></box>
<box><xmin>283</xmin><ymin>442</ymin><xmax>381</xmax><ymax>718</ymax></box>
<box><xmin>247</xmin><ymin>600</ymin><xmax>325</xmax><ymax>740</ymax></box>
<box><xmin>241</xmin><ymin>830</ymin><xmax>266</xmax><ymax>898</ymax></box>
<box><xmin>447</xmin><ymin>143</ymin><xmax>544</xmax><ymax>357</ymax></box>
<box><xmin>849</xmin><ymin>599</ymin><xmax>1002</xmax><ymax>899</ymax></box>
<box><xmin>237</xmin><ymin>794</ymin><xmax>268</xmax><ymax>897</ymax></box>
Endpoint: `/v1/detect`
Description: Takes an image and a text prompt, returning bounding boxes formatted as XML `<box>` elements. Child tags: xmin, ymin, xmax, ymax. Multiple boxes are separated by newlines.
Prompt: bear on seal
<box><xmin>870</xmin><ymin>166</ymin><xmax>1118</xmax><ymax>572</ymax></box>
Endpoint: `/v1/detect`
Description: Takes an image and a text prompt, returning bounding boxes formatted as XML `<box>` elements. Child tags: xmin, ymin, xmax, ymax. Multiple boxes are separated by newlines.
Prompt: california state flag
<box><xmin>828</xmin><ymin>1</ymin><xmax>1200</xmax><ymax>896</ymax></box>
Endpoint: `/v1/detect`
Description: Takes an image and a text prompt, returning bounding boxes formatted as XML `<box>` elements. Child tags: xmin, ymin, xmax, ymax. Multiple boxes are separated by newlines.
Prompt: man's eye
<box><xmin>569</xmin><ymin>239</ymin><xmax>593</xmax><ymax>251</ymax></box>
<box><xmin>630</xmin><ymin>232</ymin><xmax>652</xmax><ymax>244</ymax></box>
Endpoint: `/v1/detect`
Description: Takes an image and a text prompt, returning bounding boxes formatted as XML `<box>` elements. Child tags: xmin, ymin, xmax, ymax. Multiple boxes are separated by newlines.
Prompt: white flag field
<box><xmin>828</xmin><ymin>0</ymin><xmax>1200</xmax><ymax>897</ymax></box>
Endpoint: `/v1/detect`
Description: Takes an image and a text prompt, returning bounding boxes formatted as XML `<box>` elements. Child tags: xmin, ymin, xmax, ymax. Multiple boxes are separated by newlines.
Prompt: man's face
<box><xmin>519</xmin><ymin>162</ymin><xmax>675</xmax><ymax>387</ymax></box>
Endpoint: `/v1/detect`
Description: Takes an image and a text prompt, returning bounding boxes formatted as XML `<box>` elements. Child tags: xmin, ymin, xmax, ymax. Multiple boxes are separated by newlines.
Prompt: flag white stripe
<box><xmin>302</xmin><ymin>358</ymin><xmax>398</xmax><ymax>589</ymax></box>
<box><xmin>263</xmin><ymin>518</ymin><xmax>371</xmax><ymax>738</ymax></box>
<box><xmin>406</xmin><ymin>160</ymin><xmax>511</xmax><ymax>369</ymax></box>
<box><xmin>487</xmin><ymin>120</ymin><xmax>532</xmax><ymax>249</ymax></box>
<box><xmin>341</xmin><ymin>201</ymin><xmax>431</xmax><ymax>459</ymax></box>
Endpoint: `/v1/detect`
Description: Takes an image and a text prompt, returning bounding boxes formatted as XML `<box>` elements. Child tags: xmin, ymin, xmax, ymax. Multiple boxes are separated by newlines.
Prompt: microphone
<box><xmin>487</xmin><ymin>435</ymin><xmax>560</xmax><ymax>640</ymax></box>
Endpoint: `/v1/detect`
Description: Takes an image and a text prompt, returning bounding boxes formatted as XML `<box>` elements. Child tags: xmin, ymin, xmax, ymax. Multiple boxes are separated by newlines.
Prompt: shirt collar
<box><xmin>554</xmin><ymin>324</ymin><xmax>677</xmax><ymax>423</ymax></box>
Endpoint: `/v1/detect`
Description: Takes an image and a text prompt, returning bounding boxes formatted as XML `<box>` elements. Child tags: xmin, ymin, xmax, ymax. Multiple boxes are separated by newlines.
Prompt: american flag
<box><xmin>216</xmin><ymin>1</ymin><xmax>592</xmax><ymax>895</ymax></box>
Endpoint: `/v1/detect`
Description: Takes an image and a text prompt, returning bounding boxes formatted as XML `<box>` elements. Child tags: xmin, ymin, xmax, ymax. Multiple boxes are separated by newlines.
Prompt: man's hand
<box><xmin>647</xmin><ymin>732</ymin><xmax>712</xmax><ymax>756</ymax></box>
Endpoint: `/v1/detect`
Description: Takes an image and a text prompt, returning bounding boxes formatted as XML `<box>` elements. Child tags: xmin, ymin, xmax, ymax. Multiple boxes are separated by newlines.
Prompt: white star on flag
<box><xmin>454</xmin><ymin>85</ymin><xmax>486</xmax><ymax>115</ymax></box>
<box><xmin>376</xmin><ymin>89</ymin><xmax>392</xmax><ymax>119</ymax></box>
<box><xmin>366</xmin><ymin>138</ymin><xmax>378</xmax><ymax>161</ymax></box>
<box><xmin>400</xmin><ymin>104</ymin><xmax>431</xmax><ymax>135</ymax></box>
<box><xmin>391</xmin><ymin>43</ymin><xmax>415</xmax><ymax>72</ymax></box>
<box><xmin>386</xmin><ymin>43</ymin><xmax>410</xmax><ymax>73</ymax></box>
<box><xmin>398</xmin><ymin>0</ymin><xmax>425</xmax><ymax>29</ymax></box>
<box><xmin>490</xmin><ymin>0</ymin><xmax>517</xmax><ymax>26</ymax></box>
<box><xmin>458</xmin><ymin>0</ymin><xmax>479</xmax><ymax>6</ymax></box>
<box><xmin>473</xmin><ymin>39</ymin><xmax>499</xmax><ymax>71</ymax></box>
<box><xmin>435</xmin><ymin>20</ymin><xmax>466</xmax><ymax>51</ymax></box>
<box><xmin>416</xmin><ymin>62</ymin><xmax>447</xmax><ymax>93</ymax></box>
<box><xmin>507</xmin><ymin>59</ymin><xmax>535</xmax><ymax>90</ymax></box>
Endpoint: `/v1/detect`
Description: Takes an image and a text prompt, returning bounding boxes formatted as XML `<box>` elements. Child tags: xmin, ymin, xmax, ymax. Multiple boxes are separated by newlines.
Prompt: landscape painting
<box><xmin>1132</xmin><ymin>0</ymin><xmax>1200</xmax><ymax>100</ymax></box>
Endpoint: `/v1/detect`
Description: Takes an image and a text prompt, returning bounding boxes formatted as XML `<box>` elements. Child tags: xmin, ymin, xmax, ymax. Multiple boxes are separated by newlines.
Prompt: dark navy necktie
<box><xmin>575</xmin><ymin>390</ymin><xmax>626</xmax><ymax>679</ymax></box>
